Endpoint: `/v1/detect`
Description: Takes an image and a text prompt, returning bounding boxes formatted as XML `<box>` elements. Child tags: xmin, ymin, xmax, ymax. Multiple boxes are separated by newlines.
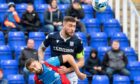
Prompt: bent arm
<box><xmin>38</xmin><ymin>43</ymin><xmax>46</xmax><ymax>61</ymax></box>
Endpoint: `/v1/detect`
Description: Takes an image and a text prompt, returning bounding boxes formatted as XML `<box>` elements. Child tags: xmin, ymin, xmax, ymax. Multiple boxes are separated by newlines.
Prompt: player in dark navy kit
<box><xmin>38</xmin><ymin>16</ymin><xmax>85</xmax><ymax>84</ymax></box>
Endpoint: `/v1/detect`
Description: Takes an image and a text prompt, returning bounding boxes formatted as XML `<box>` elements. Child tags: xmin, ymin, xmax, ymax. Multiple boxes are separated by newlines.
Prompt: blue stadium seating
<box><xmin>92</xmin><ymin>75</ymin><xmax>110</xmax><ymax>84</ymax></box>
<box><xmin>35</xmin><ymin>4</ymin><xmax>48</xmax><ymax>23</ymax></box>
<box><xmin>111</xmin><ymin>32</ymin><xmax>130</xmax><ymax>47</ymax></box>
<box><xmin>58</xmin><ymin>4</ymin><xmax>69</xmax><ymax>16</ymax></box>
<box><xmin>82</xmin><ymin>4</ymin><xmax>94</xmax><ymax>18</ymax></box>
<box><xmin>0</xmin><ymin>31</ymin><xmax>5</xmax><ymax>45</ymax></box>
<box><xmin>121</xmin><ymin>47</ymin><xmax>137</xmax><ymax>62</ymax></box>
<box><xmin>0</xmin><ymin>45</ymin><xmax>12</xmax><ymax>60</ymax></box>
<box><xmin>7</xmin><ymin>74</ymin><xmax>25</xmax><ymax>84</ymax></box>
<box><xmin>28</xmin><ymin>75</ymin><xmax>34</xmax><ymax>84</ymax></box>
<box><xmin>34</xmin><ymin>0</ymin><xmax>46</xmax><ymax>6</ymax></box>
<box><xmin>0</xmin><ymin>4</ymin><xmax>8</xmax><ymax>23</ymax></box>
<box><xmin>84</xmin><ymin>18</ymin><xmax>101</xmax><ymax>34</ymax></box>
<box><xmin>84</xmin><ymin>46</ymin><xmax>92</xmax><ymax>60</ymax></box>
<box><xmin>16</xmin><ymin>4</ymin><xmax>27</xmax><ymax>17</ymax></box>
<box><xmin>78</xmin><ymin>78</ymin><xmax>88</xmax><ymax>84</ymax></box>
<box><xmin>134</xmin><ymin>76</ymin><xmax>140</xmax><ymax>84</ymax></box>
<box><xmin>97</xmin><ymin>46</ymin><xmax>111</xmax><ymax>61</ymax></box>
<box><xmin>103</xmin><ymin>19</ymin><xmax>122</xmax><ymax>37</ymax></box>
<box><xmin>113</xmin><ymin>75</ymin><xmax>130</xmax><ymax>84</ymax></box>
<box><xmin>90</xmin><ymin>32</ymin><xmax>108</xmax><ymax>49</ymax></box>
<box><xmin>76</xmin><ymin>32</ymin><xmax>87</xmax><ymax>46</ymax></box>
<box><xmin>14</xmin><ymin>46</ymin><xmax>25</xmax><ymax>61</ymax></box>
<box><xmin>0</xmin><ymin>60</ymin><xmax>18</xmax><ymax>77</ymax></box>
<box><xmin>0</xmin><ymin>1</ymin><xmax>6</xmax><ymax>3</ymax></box>
<box><xmin>44</xmin><ymin>46</ymin><xmax>51</xmax><ymax>60</ymax></box>
<box><xmin>8</xmin><ymin>32</ymin><xmax>26</xmax><ymax>50</ymax></box>
<box><xmin>128</xmin><ymin>61</ymin><xmax>140</xmax><ymax>80</ymax></box>
<box><xmin>96</xmin><ymin>6</ymin><xmax>114</xmax><ymax>23</ymax></box>
<box><xmin>29</xmin><ymin>32</ymin><xmax>45</xmax><ymax>49</ymax></box>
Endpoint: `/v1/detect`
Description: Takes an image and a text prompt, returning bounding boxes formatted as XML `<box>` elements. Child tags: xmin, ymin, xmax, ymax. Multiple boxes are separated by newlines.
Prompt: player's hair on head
<box><xmin>25</xmin><ymin>58</ymin><xmax>36</xmax><ymax>70</ymax></box>
<box><xmin>63</xmin><ymin>16</ymin><xmax>76</xmax><ymax>23</ymax></box>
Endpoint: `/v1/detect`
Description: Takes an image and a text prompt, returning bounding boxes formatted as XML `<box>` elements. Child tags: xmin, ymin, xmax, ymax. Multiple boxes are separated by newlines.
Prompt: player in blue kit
<box><xmin>38</xmin><ymin>16</ymin><xmax>85</xmax><ymax>84</ymax></box>
<box><xmin>26</xmin><ymin>54</ymin><xmax>86</xmax><ymax>84</ymax></box>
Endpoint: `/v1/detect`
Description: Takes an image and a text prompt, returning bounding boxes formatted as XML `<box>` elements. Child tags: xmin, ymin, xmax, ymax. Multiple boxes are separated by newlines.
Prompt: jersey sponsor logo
<box><xmin>70</xmin><ymin>41</ymin><xmax>74</xmax><ymax>46</ymax></box>
<box><xmin>53</xmin><ymin>46</ymin><xmax>74</xmax><ymax>53</ymax></box>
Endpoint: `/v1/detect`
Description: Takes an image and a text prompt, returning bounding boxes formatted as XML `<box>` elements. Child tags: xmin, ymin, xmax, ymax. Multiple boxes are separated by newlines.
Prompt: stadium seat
<box><xmin>34</xmin><ymin>0</ymin><xmax>46</xmax><ymax>6</ymax></box>
<box><xmin>96</xmin><ymin>6</ymin><xmax>114</xmax><ymax>23</ymax></box>
<box><xmin>8</xmin><ymin>32</ymin><xmax>26</xmax><ymax>50</ymax></box>
<box><xmin>103</xmin><ymin>19</ymin><xmax>122</xmax><ymax>37</ymax></box>
<box><xmin>127</xmin><ymin>61</ymin><xmax>140</xmax><ymax>80</ymax></box>
<box><xmin>28</xmin><ymin>75</ymin><xmax>34</xmax><ymax>84</ymax></box>
<box><xmin>82</xmin><ymin>4</ymin><xmax>94</xmax><ymax>18</ymax></box>
<box><xmin>35</xmin><ymin>4</ymin><xmax>48</xmax><ymax>23</ymax></box>
<box><xmin>76</xmin><ymin>32</ymin><xmax>87</xmax><ymax>46</ymax></box>
<box><xmin>97</xmin><ymin>46</ymin><xmax>111</xmax><ymax>61</ymax></box>
<box><xmin>78</xmin><ymin>78</ymin><xmax>88</xmax><ymax>84</ymax></box>
<box><xmin>0</xmin><ymin>60</ymin><xmax>18</xmax><ymax>77</ymax></box>
<box><xmin>110</xmin><ymin>32</ymin><xmax>130</xmax><ymax>47</ymax></box>
<box><xmin>92</xmin><ymin>75</ymin><xmax>110</xmax><ymax>84</ymax></box>
<box><xmin>0</xmin><ymin>4</ymin><xmax>8</xmax><ymax>23</ymax></box>
<box><xmin>0</xmin><ymin>45</ymin><xmax>12</xmax><ymax>60</ymax></box>
<box><xmin>90</xmin><ymin>32</ymin><xmax>108</xmax><ymax>49</ymax></box>
<box><xmin>44</xmin><ymin>46</ymin><xmax>51</xmax><ymax>60</ymax></box>
<box><xmin>113</xmin><ymin>75</ymin><xmax>130</xmax><ymax>84</ymax></box>
<box><xmin>7</xmin><ymin>74</ymin><xmax>25</xmax><ymax>84</ymax></box>
<box><xmin>134</xmin><ymin>76</ymin><xmax>140</xmax><ymax>84</ymax></box>
<box><xmin>14</xmin><ymin>46</ymin><xmax>25</xmax><ymax>61</ymax></box>
<box><xmin>16</xmin><ymin>4</ymin><xmax>27</xmax><ymax>17</ymax></box>
<box><xmin>0</xmin><ymin>1</ymin><xmax>6</xmax><ymax>3</ymax></box>
<box><xmin>29</xmin><ymin>32</ymin><xmax>45</xmax><ymax>49</ymax></box>
<box><xmin>84</xmin><ymin>46</ymin><xmax>93</xmax><ymax>60</ymax></box>
<box><xmin>0</xmin><ymin>31</ymin><xmax>5</xmax><ymax>45</ymax></box>
<box><xmin>58</xmin><ymin>4</ymin><xmax>69</xmax><ymax>16</ymax></box>
<box><xmin>121</xmin><ymin>47</ymin><xmax>137</xmax><ymax>62</ymax></box>
<box><xmin>84</xmin><ymin>18</ymin><xmax>101</xmax><ymax>34</ymax></box>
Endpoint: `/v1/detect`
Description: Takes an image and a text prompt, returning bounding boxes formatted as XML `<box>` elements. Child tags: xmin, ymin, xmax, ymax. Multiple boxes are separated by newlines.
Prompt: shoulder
<box><xmin>73</xmin><ymin>34</ymin><xmax>82</xmax><ymax>43</ymax></box>
<box><xmin>45</xmin><ymin>32</ymin><xmax>59</xmax><ymax>39</ymax></box>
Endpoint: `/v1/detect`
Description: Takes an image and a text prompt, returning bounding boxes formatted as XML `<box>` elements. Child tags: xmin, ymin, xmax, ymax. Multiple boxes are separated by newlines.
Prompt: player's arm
<box><xmin>38</xmin><ymin>34</ymin><xmax>51</xmax><ymax>61</ymax></box>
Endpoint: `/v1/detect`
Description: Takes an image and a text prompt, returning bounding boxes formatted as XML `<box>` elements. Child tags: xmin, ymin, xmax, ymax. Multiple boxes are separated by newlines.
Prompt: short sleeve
<box><xmin>43</xmin><ymin>33</ymin><xmax>51</xmax><ymax>47</ymax></box>
<box><xmin>76</xmin><ymin>39</ymin><xmax>84</xmax><ymax>59</ymax></box>
<box><xmin>46</xmin><ymin>57</ymin><xmax>60</xmax><ymax>66</ymax></box>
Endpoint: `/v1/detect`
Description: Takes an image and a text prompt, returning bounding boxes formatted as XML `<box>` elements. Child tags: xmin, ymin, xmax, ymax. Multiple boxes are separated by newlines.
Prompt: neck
<box><xmin>60</xmin><ymin>30</ymin><xmax>70</xmax><ymax>39</ymax></box>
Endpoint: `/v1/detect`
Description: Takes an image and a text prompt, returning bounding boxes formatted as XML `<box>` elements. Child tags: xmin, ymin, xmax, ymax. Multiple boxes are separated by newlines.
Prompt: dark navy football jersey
<box><xmin>43</xmin><ymin>32</ymin><xmax>84</xmax><ymax>59</ymax></box>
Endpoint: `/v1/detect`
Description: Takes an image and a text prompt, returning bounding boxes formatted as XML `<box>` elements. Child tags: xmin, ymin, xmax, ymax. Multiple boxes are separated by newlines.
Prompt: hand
<box><xmin>58</xmin><ymin>66</ymin><xmax>70</xmax><ymax>74</ymax></box>
<box><xmin>13</xmin><ymin>11</ymin><xmax>18</xmax><ymax>15</ymax></box>
<box><xmin>53</xmin><ymin>22</ymin><xmax>58</xmax><ymax>25</ymax></box>
<box><xmin>93</xmin><ymin>66</ymin><xmax>98</xmax><ymax>70</ymax></box>
<box><xmin>97</xmin><ymin>67</ymin><xmax>102</xmax><ymax>71</ymax></box>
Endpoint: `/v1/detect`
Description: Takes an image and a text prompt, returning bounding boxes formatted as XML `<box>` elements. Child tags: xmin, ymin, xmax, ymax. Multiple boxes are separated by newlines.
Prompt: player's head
<box><xmin>26</xmin><ymin>58</ymin><xmax>42</xmax><ymax>74</ymax></box>
<box><xmin>27</xmin><ymin>39</ymin><xmax>34</xmax><ymax>49</ymax></box>
<box><xmin>27</xmin><ymin>3</ymin><xmax>34</xmax><ymax>13</ymax></box>
<box><xmin>62</xmin><ymin>16</ymin><xmax>76</xmax><ymax>37</ymax></box>
<box><xmin>111</xmin><ymin>40</ymin><xmax>120</xmax><ymax>50</ymax></box>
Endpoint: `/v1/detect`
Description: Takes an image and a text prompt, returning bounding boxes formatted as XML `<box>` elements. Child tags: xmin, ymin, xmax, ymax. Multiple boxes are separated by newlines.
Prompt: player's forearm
<box><xmin>38</xmin><ymin>47</ymin><xmax>45</xmax><ymax>61</ymax></box>
<box><xmin>68</xmin><ymin>58</ymin><xmax>85</xmax><ymax>72</ymax></box>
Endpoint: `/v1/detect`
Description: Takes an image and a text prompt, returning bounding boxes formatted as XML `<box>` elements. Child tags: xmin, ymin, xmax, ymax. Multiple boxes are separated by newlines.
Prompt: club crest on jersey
<box><xmin>70</xmin><ymin>41</ymin><xmax>74</xmax><ymax>46</ymax></box>
<box><xmin>56</xmin><ymin>40</ymin><xmax>59</xmax><ymax>43</ymax></box>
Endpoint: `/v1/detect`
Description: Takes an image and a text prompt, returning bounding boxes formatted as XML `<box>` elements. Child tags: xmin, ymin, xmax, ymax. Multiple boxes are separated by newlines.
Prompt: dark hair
<box><xmin>63</xmin><ymin>16</ymin><xmax>76</xmax><ymax>22</ymax></box>
<box><xmin>27</xmin><ymin>3</ymin><xmax>33</xmax><ymax>6</ymax></box>
<box><xmin>8</xmin><ymin>2</ymin><xmax>15</xmax><ymax>8</ymax></box>
<box><xmin>25</xmin><ymin>58</ymin><xmax>36</xmax><ymax>70</ymax></box>
<box><xmin>90</xmin><ymin>49</ymin><xmax>98</xmax><ymax>58</ymax></box>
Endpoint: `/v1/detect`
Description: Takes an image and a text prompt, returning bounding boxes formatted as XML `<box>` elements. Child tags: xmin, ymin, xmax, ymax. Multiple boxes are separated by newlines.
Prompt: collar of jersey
<box><xmin>59</xmin><ymin>32</ymin><xmax>71</xmax><ymax>42</ymax></box>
